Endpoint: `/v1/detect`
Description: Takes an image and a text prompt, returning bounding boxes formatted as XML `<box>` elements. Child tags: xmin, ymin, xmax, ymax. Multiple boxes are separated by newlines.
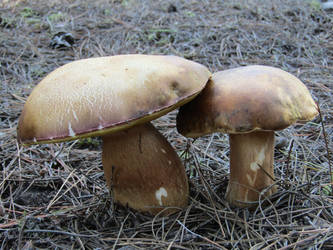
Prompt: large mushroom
<box><xmin>176</xmin><ymin>65</ymin><xmax>318</xmax><ymax>207</ymax></box>
<box><xmin>17</xmin><ymin>54</ymin><xmax>211</xmax><ymax>215</ymax></box>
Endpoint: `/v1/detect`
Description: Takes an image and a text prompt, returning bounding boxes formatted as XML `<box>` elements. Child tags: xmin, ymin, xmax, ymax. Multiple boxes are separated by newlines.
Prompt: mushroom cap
<box><xmin>177</xmin><ymin>65</ymin><xmax>318</xmax><ymax>137</ymax></box>
<box><xmin>18</xmin><ymin>55</ymin><xmax>211</xmax><ymax>144</ymax></box>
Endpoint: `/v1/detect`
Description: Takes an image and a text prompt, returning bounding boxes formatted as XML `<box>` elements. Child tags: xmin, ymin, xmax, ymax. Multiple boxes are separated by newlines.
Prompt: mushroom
<box><xmin>176</xmin><ymin>65</ymin><xmax>318</xmax><ymax>207</ymax></box>
<box><xmin>17</xmin><ymin>54</ymin><xmax>211</xmax><ymax>215</ymax></box>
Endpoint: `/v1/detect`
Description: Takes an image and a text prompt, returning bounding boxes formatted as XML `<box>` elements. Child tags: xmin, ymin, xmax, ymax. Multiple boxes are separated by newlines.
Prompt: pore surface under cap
<box><xmin>18</xmin><ymin>55</ymin><xmax>210</xmax><ymax>144</ymax></box>
<box><xmin>177</xmin><ymin>65</ymin><xmax>318</xmax><ymax>137</ymax></box>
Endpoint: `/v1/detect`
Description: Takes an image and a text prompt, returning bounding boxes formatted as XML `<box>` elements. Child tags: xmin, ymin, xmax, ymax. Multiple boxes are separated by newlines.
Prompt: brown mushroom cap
<box><xmin>17</xmin><ymin>55</ymin><xmax>211</xmax><ymax>144</ymax></box>
<box><xmin>177</xmin><ymin>65</ymin><xmax>318</xmax><ymax>137</ymax></box>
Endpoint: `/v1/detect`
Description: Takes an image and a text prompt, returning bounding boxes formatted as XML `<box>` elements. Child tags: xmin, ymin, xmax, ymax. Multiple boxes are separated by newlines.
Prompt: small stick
<box><xmin>316</xmin><ymin>103</ymin><xmax>332</xmax><ymax>195</ymax></box>
<box><xmin>286</xmin><ymin>139</ymin><xmax>294</xmax><ymax>183</ymax></box>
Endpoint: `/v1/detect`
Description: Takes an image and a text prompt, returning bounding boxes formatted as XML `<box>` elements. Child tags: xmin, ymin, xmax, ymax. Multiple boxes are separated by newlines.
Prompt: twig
<box><xmin>176</xmin><ymin>220</ymin><xmax>227</xmax><ymax>249</ymax></box>
<box><xmin>286</xmin><ymin>139</ymin><xmax>294</xmax><ymax>181</ymax></box>
<box><xmin>279</xmin><ymin>233</ymin><xmax>320</xmax><ymax>250</ymax></box>
<box><xmin>23</xmin><ymin>229</ymin><xmax>98</xmax><ymax>238</ymax></box>
<box><xmin>113</xmin><ymin>213</ymin><xmax>130</xmax><ymax>250</ymax></box>
<box><xmin>46</xmin><ymin>170</ymin><xmax>76</xmax><ymax>210</ymax></box>
<box><xmin>316</xmin><ymin>103</ymin><xmax>332</xmax><ymax>195</ymax></box>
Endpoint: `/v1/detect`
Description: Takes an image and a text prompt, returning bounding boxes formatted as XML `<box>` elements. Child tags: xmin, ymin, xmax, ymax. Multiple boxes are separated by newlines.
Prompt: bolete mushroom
<box><xmin>17</xmin><ymin>54</ymin><xmax>211</xmax><ymax>215</ymax></box>
<box><xmin>176</xmin><ymin>65</ymin><xmax>318</xmax><ymax>207</ymax></box>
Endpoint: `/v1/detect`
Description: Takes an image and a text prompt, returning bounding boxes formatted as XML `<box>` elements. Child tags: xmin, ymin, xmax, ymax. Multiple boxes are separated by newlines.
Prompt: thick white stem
<box><xmin>226</xmin><ymin>131</ymin><xmax>277</xmax><ymax>207</ymax></box>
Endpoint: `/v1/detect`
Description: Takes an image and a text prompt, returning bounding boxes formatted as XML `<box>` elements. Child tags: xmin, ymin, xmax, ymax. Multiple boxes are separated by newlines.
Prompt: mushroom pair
<box><xmin>17</xmin><ymin>55</ymin><xmax>211</xmax><ymax>215</ymax></box>
<box><xmin>177</xmin><ymin>65</ymin><xmax>318</xmax><ymax>207</ymax></box>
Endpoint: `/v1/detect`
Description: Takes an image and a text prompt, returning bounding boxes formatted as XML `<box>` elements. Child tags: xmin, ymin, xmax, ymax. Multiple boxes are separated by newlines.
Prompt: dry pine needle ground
<box><xmin>0</xmin><ymin>0</ymin><xmax>332</xmax><ymax>249</ymax></box>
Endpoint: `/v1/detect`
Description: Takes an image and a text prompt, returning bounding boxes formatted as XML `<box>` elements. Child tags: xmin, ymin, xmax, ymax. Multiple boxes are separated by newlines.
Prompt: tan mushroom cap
<box><xmin>17</xmin><ymin>55</ymin><xmax>211</xmax><ymax>144</ymax></box>
<box><xmin>177</xmin><ymin>65</ymin><xmax>318</xmax><ymax>137</ymax></box>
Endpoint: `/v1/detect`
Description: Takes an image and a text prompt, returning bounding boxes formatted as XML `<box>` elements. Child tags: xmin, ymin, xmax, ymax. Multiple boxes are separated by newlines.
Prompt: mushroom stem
<box><xmin>102</xmin><ymin>122</ymin><xmax>188</xmax><ymax>215</ymax></box>
<box><xmin>226</xmin><ymin>131</ymin><xmax>277</xmax><ymax>207</ymax></box>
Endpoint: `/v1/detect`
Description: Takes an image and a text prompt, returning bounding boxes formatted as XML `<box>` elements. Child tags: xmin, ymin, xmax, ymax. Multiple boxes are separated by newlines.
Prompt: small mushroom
<box><xmin>17</xmin><ymin>54</ymin><xmax>211</xmax><ymax>215</ymax></box>
<box><xmin>176</xmin><ymin>65</ymin><xmax>318</xmax><ymax>207</ymax></box>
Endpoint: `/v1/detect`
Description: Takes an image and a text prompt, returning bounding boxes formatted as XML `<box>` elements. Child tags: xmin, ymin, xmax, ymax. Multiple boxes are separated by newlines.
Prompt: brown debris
<box><xmin>0</xmin><ymin>0</ymin><xmax>332</xmax><ymax>249</ymax></box>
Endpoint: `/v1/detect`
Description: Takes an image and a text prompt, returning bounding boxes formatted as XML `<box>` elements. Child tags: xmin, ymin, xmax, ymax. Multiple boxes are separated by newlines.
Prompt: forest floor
<box><xmin>0</xmin><ymin>0</ymin><xmax>332</xmax><ymax>249</ymax></box>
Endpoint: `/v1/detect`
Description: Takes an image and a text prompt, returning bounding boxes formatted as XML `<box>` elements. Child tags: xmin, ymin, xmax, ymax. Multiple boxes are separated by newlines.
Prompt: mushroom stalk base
<box><xmin>226</xmin><ymin>131</ymin><xmax>277</xmax><ymax>207</ymax></box>
<box><xmin>102</xmin><ymin>122</ymin><xmax>188</xmax><ymax>215</ymax></box>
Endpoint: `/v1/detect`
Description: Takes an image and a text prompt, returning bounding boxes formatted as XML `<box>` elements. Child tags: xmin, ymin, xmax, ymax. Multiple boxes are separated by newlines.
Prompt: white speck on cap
<box><xmin>72</xmin><ymin>110</ymin><xmax>78</xmax><ymax>121</ymax></box>
<box><xmin>68</xmin><ymin>122</ymin><xmax>76</xmax><ymax>137</ymax></box>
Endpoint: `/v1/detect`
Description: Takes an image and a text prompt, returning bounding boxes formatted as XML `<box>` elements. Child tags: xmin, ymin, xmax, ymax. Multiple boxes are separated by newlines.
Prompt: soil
<box><xmin>0</xmin><ymin>0</ymin><xmax>332</xmax><ymax>249</ymax></box>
